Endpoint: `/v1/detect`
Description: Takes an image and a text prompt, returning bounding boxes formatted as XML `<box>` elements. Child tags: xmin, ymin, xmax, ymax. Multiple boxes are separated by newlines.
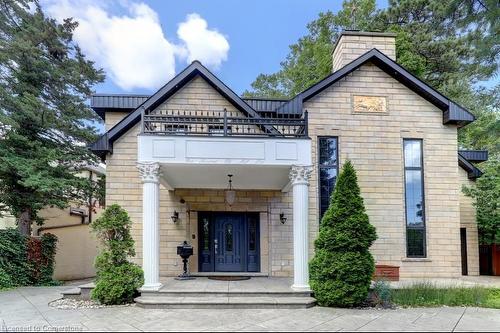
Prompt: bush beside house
<box><xmin>91</xmin><ymin>204</ymin><xmax>143</xmax><ymax>305</ymax></box>
<box><xmin>310</xmin><ymin>160</ymin><xmax>377</xmax><ymax>307</ymax></box>
<box><xmin>0</xmin><ymin>228</ymin><xmax>58</xmax><ymax>289</ymax></box>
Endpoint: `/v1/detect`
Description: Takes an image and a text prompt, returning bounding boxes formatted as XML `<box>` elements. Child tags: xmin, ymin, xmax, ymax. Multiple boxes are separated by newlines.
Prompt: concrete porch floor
<box><xmin>157</xmin><ymin>277</ymin><xmax>303</xmax><ymax>294</ymax></box>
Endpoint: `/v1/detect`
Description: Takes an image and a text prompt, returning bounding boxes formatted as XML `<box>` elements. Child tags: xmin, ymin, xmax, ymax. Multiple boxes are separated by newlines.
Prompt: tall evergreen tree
<box><xmin>310</xmin><ymin>161</ymin><xmax>377</xmax><ymax>307</ymax></box>
<box><xmin>0</xmin><ymin>0</ymin><xmax>104</xmax><ymax>235</ymax></box>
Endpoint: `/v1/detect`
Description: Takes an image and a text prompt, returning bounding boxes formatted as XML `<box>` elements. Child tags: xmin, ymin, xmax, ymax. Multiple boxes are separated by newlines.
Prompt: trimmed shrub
<box><xmin>310</xmin><ymin>160</ymin><xmax>377</xmax><ymax>307</ymax></box>
<box><xmin>91</xmin><ymin>263</ymin><xmax>144</xmax><ymax>304</ymax></box>
<box><xmin>91</xmin><ymin>204</ymin><xmax>144</xmax><ymax>305</ymax></box>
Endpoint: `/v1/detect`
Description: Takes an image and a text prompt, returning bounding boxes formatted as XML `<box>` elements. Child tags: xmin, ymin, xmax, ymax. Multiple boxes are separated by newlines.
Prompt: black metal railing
<box><xmin>141</xmin><ymin>108</ymin><xmax>308</xmax><ymax>138</ymax></box>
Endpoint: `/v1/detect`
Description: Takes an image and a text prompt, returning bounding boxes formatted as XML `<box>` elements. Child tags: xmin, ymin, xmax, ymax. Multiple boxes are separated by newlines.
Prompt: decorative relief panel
<box><xmin>353</xmin><ymin>95</ymin><xmax>387</xmax><ymax>113</ymax></box>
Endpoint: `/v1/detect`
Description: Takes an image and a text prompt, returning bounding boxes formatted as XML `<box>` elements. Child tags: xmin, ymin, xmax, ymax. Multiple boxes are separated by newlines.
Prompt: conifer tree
<box><xmin>310</xmin><ymin>160</ymin><xmax>377</xmax><ymax>307</ymax></box>
<box><xmin>0</xmin><ymin>0</ymin><xmax>104</xmax><ymax>235</ymax></box>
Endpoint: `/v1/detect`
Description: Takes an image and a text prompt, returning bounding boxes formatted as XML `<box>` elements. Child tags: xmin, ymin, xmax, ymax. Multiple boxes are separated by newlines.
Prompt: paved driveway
<box><xmin>1</xmin><ymin>286</ymin><xmax>500</xmax><ymax>332</ymax></box>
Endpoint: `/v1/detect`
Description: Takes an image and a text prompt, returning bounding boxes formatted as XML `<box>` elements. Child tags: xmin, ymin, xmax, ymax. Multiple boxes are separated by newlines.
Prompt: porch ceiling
<box><xmin>160</xmin><ymin>164</ymin><xmax>290</xmax><ymax>190</ymax></box>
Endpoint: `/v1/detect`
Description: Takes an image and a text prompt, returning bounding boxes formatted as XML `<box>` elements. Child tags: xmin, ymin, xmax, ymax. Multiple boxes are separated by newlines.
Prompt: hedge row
<box><xmin>0</xmin><ymin>228</ymin><xmax>58</xmax><ymax>289</ymax></box>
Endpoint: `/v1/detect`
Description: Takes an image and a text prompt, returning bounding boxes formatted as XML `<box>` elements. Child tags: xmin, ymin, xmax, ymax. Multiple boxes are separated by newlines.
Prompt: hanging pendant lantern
<box><xmin>225</xmin><ymin>174</ymin><xmax>236</xmax><ymax>206</ymax></box>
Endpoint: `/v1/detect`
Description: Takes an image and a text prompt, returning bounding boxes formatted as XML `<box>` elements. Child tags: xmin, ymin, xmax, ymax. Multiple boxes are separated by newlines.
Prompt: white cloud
<box><xmin>177</xmin><ymin>13</ymin><xmax>230</xmax><ymax>69</ymax></box>
<box><xmin>42</xmin><ymin>1</ymin><xmax>229</xmax><ymax>91</ymax></box>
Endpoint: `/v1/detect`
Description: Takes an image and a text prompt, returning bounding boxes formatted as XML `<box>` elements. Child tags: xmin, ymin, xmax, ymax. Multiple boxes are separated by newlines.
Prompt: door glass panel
<box><xmin>225</xmin><ymin>224</ymin><xmax>233</xmax><ymax>251</ymax></box>
<box><xmin>202</xmin><ymin>218</ymin><xmax>209</xmax><ymax>251</ymax></box>
<box><xmin>248</xmin><ymin>218</ymin><xmax>257</xmax><ymax>251</ymax></box>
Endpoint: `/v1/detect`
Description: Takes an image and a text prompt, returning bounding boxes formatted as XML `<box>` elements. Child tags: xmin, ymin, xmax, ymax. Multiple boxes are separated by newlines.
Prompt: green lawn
<box><xmin>391</xmin><ymin>283</ymin><xmax>500</xmax><ymax>308</ymax></box>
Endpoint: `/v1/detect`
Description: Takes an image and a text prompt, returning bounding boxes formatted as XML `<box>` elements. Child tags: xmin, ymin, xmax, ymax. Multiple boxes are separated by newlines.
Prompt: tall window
<box><xmin>403</xmin><ymin>139</ymin><xmax>426</xmax><ymax>257</ymax></box>
<box><xmin>318</xmin><ymin>137</ymin><xmax>338</xmax><ymax>220</ymax></box>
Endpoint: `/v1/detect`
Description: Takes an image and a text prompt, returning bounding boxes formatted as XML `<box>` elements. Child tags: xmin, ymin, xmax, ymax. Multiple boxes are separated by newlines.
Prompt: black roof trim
<box><xmin>91</xmin><ymin>61</ymin><xmax>277</xmax><ymax>158</ymax></box>
<box><xmin>458</xmin><ymin>150</ymin><xmax>489</xmax><ymax>163</ymax></box>
<box><xmin>277</xmin><ymin>49</ymin><xmax>475</xmax><ymax>124</ymax></box>
<box><xmin>458</xmin><ymin>153</ymin><xmax>484</xmax><ymax>179</ymax></box>
<box><xmin>91</xmin><ymin>94</ymin><xmax>150</xmax><ymax>120</ymax></box>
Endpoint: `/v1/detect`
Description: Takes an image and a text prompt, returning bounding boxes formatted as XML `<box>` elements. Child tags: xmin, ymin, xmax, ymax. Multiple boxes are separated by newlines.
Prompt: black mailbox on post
<box><xmin>175</xmin><ymin>241</ymin><xmax>194</xmax><ymax>280</ymax></box>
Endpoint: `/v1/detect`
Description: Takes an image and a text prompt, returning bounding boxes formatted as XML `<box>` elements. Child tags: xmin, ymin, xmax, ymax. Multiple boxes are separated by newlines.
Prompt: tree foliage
<box><xmin>463</xmin><ymin>159</ymin><xmax>500</xmax><ymax>245</ymax></box>
<box><xmin>0</xmin><ymin>0</ymin><xmax>104</xmax><ymax>235</ymax></box>
<box><xmin>310</xmin><ymin>161</ymin><xmax>377</xmax><ymax>307</ymax></box>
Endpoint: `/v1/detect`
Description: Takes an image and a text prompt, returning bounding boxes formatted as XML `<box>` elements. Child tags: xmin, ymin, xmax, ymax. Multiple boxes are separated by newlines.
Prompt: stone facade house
<box><xmin>91</xmin><ymin>31</ymin><xmax>486</xmax><ymax>292</ymax></box>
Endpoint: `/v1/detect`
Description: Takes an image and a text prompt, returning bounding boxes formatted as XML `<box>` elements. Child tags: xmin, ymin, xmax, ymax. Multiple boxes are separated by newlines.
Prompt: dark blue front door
<box><xmin>198</xmin><ymin>212</ymin><xmax>260</xmax><ymax>272</ymax></box>
<box><xmin>214</xmin><ymin>214</ymin><xmax>244</xmax><ymax>272</ymax></box>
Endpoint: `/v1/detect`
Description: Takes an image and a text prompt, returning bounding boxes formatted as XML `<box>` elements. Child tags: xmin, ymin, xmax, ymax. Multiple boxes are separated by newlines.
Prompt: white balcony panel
<box><xmin>139</xmin><ymin>135</ymin><xmax>311</xmax><ymax>166</ymax></box>
<box><xmin>138</xmin><ymin>135</ymin><xmax>311</xmax><ymax>190</ymax></box>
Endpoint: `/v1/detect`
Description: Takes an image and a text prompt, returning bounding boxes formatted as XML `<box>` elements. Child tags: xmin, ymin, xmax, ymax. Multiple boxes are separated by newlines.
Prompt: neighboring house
<box><xmin>91</xmin><ymin>31</ymin><xmax>487</xmax><ymax>291</ymax></box>
<box><xmin>1</xmin><ymin>165</ymin><xmax>105</xmax><ymax>281</ymax></box>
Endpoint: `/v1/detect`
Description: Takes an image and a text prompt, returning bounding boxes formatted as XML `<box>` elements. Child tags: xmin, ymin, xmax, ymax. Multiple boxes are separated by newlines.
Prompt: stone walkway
<box><xmin>1</xmin><ymin>286</ymin><xmax>500</xmax><ymax>332</ymax></box>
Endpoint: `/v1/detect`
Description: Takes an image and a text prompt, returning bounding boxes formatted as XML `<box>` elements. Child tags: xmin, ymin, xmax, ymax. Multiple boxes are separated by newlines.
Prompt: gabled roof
<box><xmin>91</xmin><ymin>49</ymin><xmax>477</xmax><ymax>160</ymax></box>
<box><xmin>276</xmin><ymin>49</ymin><xmax>475</xmax><ymax>126</ymax></box>
<box><xmin>91</xmin><ymin>61</ymin><xmax>269</xmax><ymax>158</ymax></box>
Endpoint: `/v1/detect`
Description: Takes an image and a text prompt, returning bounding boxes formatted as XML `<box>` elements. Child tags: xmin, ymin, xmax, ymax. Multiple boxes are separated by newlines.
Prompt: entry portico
<box><xmin>137</xmin><ymin>126</ymin><xmax>312</xmax><ymax>291</ymax></box>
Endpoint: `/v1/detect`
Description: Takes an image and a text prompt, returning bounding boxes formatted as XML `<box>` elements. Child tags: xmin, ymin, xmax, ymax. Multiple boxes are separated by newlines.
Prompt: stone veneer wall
<box><xmin>459</xmin><ymin>168</ymin><xmax>480</xmax><ymax>276</ymax></box>
<box><xmin>105</xmin><ymin>111</ymin><xmax>130</xmax><ymax>131</ymax></box>
<box><xmin>105</xmin><ymin>61</ymin><xmax>464</xmax><ymax>279</ymax></box>
<box><xmin>332</xmin><ymin>32</ymin><xmax>396</xmax><ymax>72</ymax></box>
<box><xmin>105</xmin><ymin>75</ymin><xmax>295</xmax><ymax>277</ymax></box>
<box><xmin>305</xmin><ymin>62</ymin><xmax>461</xmax><ymax>278</ymax></box>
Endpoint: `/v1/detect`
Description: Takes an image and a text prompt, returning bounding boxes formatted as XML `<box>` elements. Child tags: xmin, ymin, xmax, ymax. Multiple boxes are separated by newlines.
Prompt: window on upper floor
<box><xmin>403</xmin><ymin>139</ymin><xmax>426</xmax><ymax>258</ymax></box>
<box><xmin>318</xmin><ymin>137</ymin><xmax>338</xmax><ymax>221</ymax></box>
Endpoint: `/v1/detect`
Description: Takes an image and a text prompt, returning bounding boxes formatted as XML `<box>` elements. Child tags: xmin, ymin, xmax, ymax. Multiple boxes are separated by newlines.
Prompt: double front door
<box><xmin>198</xmin><ymin>212</ymin><xmax>260</xmax><ymax>272</ymax></box>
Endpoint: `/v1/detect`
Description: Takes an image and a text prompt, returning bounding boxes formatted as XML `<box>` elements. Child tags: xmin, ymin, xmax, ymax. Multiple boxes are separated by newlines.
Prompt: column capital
<box><xmin>289</xmin><ymin>165</ymin><xmax>312</xmax><ymax>186</ymax></box>
<box><xmin>137</xmin><ymin>161</ymin><xmax>161</xmax><ymax>184</ymax></box>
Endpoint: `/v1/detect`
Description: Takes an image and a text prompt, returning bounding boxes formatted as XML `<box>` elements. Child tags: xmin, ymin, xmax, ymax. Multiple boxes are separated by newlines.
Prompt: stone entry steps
<box><xmin>135</xmin><ymin>296</ymin><xmax>316</xmax><ymax>309</ymax></box>
<box><xmin>61</xmin><ymin>283</ymin><xmax>95</xmax><ymax>300</ymax></box>
<box><xmin>134</xmin><ymin>277</ymin><xmax>316</xmax><ymax>309</ymax></box>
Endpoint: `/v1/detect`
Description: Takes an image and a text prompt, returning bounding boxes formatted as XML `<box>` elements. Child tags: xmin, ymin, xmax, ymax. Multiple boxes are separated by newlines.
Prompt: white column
<box><xmin>289</xmin><ymin>165</ymin><xmax>312</xmax><ymax>291</ymax></box>
<box><xmin>137</xmin><ymin>162</ymin><xmax>162</xmax><ymax>291</ymax></box>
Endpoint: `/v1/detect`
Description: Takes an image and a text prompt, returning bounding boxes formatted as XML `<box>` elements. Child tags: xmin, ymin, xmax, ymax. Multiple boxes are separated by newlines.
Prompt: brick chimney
<box><xmin>332</xmin><ymin>30</ymin><xmax>397</xmax><ymax>72</ymax></box>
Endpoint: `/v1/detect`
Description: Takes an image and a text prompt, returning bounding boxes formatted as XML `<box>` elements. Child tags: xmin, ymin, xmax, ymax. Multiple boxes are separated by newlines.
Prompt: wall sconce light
<box><xmin>279</xmin><ymin>212</ymin><xmax>287</xmax><ymax>224</ymax></box>
<box><xmin>171</xmin><ymin>211</ymin><xmax>179</xmax><ymax>223</ymax></box>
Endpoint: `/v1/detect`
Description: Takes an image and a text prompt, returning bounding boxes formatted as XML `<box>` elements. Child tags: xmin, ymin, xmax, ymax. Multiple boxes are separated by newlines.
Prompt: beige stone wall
<box><xmin>105</xmin><ymin>75</ymin><xmax>293</xmax><ymax>277</ymax></box>
<box><xmin>39</xmin><ymin>225</ymin><xmax>99</xmax><ymax>280</ymax></box>
<box><xmin>332</xmin><ymin>33</ymin><xmax>396</xmax><ymax>72</ymax></box>
<box><xmin>106</xmin><ymin>64</ymin><xmax>463</xmax><ymax>279</ymax></box>
<box><xmin>305</xmin><ymin>62</ymin><xmax>461</xmax><ymax>278</ymax></box>
<box><xmin>105</xmin><ymin>111</ymin><xmax>130</xmax><ymax>131</ymax></box>
<box><xmin>459</xmin><ymin>168</ymin><xmax>480</xmax><ymax>276</ymax></box>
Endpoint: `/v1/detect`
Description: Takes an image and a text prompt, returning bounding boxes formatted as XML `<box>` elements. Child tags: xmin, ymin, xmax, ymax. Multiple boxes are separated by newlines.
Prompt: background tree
<box><xmin>310</xmin><ymin>161</ymin><xmax>377</xmax><ymax>307</ymax></box>
<box><xmin>0</xmin><ymin>0</ymin><xmax>104</xmax><ymax>235</ymax></box>
<box><xmin>463</xmin><ymin>159</ymin><xmax>500</xmax><ymax>245</ymax></box>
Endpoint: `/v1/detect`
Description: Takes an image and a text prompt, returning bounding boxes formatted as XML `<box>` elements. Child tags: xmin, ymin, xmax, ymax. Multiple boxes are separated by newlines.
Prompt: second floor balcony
<box><xmin>141</xmin><ymin>108</ymin><xmax>308</xmax><ymax>138</ymax></box>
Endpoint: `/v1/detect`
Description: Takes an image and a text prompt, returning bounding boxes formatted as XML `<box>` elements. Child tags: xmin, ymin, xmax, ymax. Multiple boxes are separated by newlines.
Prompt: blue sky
<box><xmin>44</xmin><ymin>0</ymin><xmax>389</xmax><ymax>97</ymax></box>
